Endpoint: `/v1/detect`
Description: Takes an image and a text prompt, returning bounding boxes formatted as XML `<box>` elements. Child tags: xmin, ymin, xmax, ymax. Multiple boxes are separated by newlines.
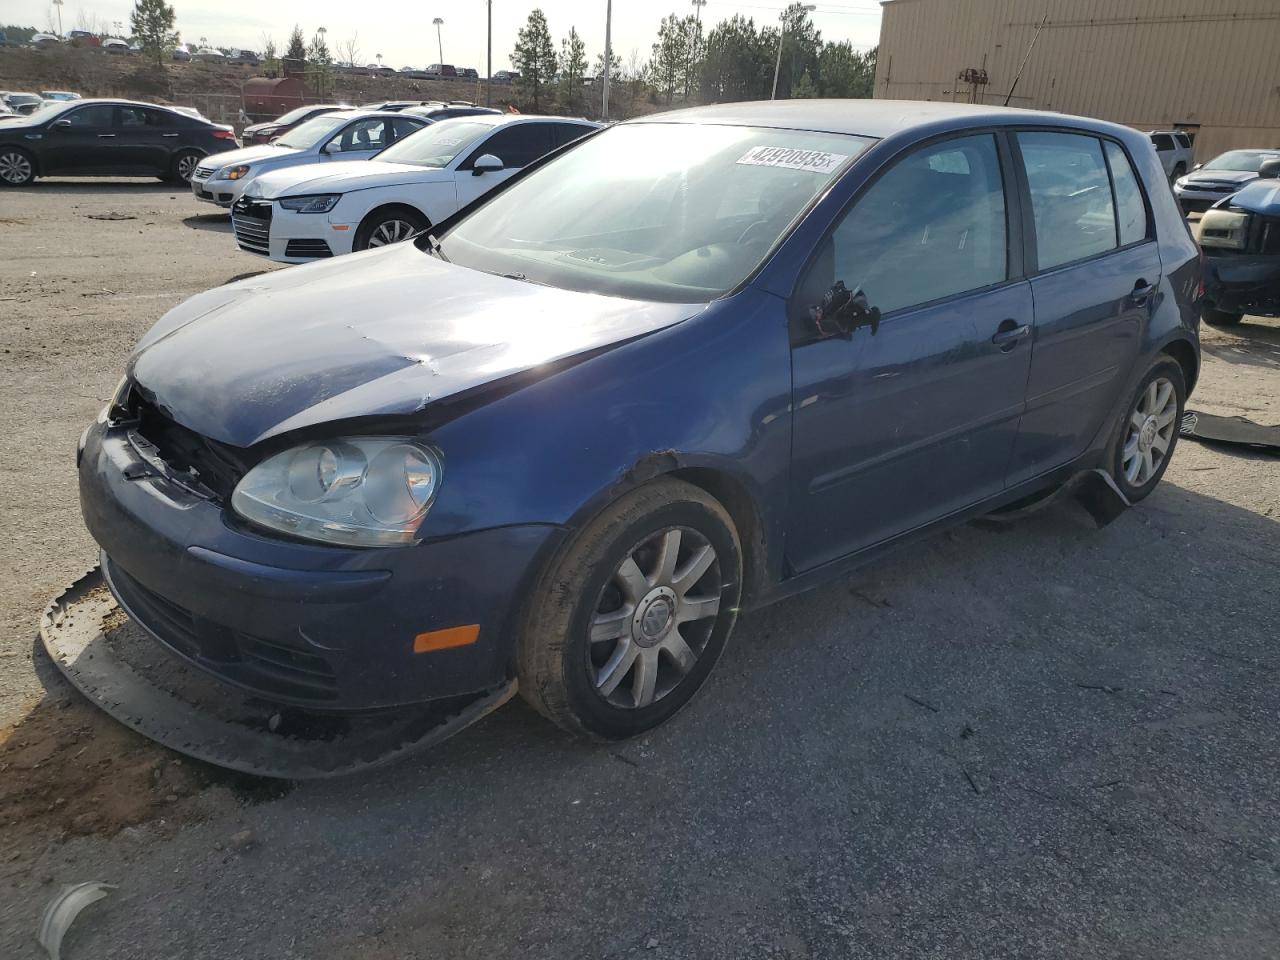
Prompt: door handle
<box><xmin>1130</xmin><ymin>278</ymin><xmax>1157</xmax><ymax>305</ymax></box>
<box><xmin>161</xmin><ymin>133</ymin><xmax>180</xmax><ymax>138</ymax></box>
<box><xmin>97</xmin><ymin>133</ymin><xmax>116</xmax><ymax>138</ymax></box>
<box><xmin>991</xmin><ymin>320</ymin><xmax>1030</xmax><ymax>351</ymax></box>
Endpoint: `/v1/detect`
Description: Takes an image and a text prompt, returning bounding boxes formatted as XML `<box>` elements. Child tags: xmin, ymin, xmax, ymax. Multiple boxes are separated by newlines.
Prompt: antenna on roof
<box><xmin>1004</xmin><ymin>13</ymin><xmax>1048</xmax><ymax>107</ymax></box>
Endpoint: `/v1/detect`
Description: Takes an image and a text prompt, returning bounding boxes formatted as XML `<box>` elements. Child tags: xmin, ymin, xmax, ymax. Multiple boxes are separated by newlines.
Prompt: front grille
<box><xmin>1187</xmin><ymin>182</ymin><xmax>1238</xmax><ymax>193</ymax></box>
<box><xmin>232</xmin><ymin>197</ymin><xmax>273</xmax><ymax>255</ymax></box>
<box><xmin>285</xmin><ymin>238</ymin><xmax>333</xmax><ymax>259</ymax></box>
<box><xmin>108</xmin><ymin>558</ymin><xmax>340</xmax><ymax>702</ymax></box>
<box><xmin>130</xmin><ymin>392</ymin><xmax>252</xmax><ymax>502</ymax></box>
<box><xmin>194</xmin><ymin>164</ymin><xmax>216</xmax><ymax>178</ymax></box>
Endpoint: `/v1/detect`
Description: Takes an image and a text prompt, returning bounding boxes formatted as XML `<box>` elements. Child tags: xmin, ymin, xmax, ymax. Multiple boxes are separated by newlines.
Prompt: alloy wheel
<box><xmin>367</xmin><ymin>219</ymin><xmax>417</xmax><ymax>247</ymax></box>
<box><xmin>1122</xmin><ymin>376</ymin><xmax>1178</xmax><ymax>486</ymax></box>
<box><xmin>588</xmin><ymin>526</ymin><xmax>723</xmax><ymax>709</ymax></box>
<box><xmin>176</xmin><ymin>154</ymin><xmax>200</xmax><ymax>181</ymax></box>
<box><xmin>0</xmin><ymin>151</ymin><xmax>33</xmax><ymax>185</ymax></box>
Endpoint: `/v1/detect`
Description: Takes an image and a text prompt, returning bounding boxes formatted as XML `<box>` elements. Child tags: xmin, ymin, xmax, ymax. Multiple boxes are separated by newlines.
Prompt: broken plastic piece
<box><xmin>37</xmin><ymin>881</ymin><xmax>116</xmax><ymax>960</ymax></box>
<box><xmin>1181</xmin><ymin>410</ymin><xmax>1280</xmax><ymax>454</ymax></box>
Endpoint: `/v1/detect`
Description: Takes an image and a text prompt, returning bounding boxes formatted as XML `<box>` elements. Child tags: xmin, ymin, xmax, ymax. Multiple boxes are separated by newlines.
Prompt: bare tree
<box><xmin>338</xmin><ymin>32</ymin><xmax>360</xmax><ymax>69</ymax></box>
<box><xmin>74</xmin><ymin>8</ymin><xmax>108</xmax><ymax>37</ymax></box>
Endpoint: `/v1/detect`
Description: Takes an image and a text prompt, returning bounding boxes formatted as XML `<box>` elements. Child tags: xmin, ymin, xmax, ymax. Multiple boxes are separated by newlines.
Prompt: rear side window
<box><xmin>390</xmin><ymin>117</ymin><xmax>425</xmax><ymax>141</ymax></box>
<box><xmin>1150</xmin><ymin>134</ymin><xmax>1175</xmax><ymax>152</ymax></box>
<box><xmin>1174</xmin><ymin>133</ymin><xmax>1192</xmax><ymax>149</ymax></box>
<box><xmin>818</xmin><ymin>133</ymin><xmax>1008</xmax><ymax>316</ymax></box>
<box><xmin>1018</xmin><ymin>131</ymin><xmax>1116</xmax><ymax>270</ymax></box>
<box><xmin>552</xmin><ymin>122</ymin><xmax>592</xmax><ymax>148</ymax></box>
<box><xmin>1105</xmin><ymin>142</ymin><xmax>1149</xmax><ymax>247</ymax></box>
<box><xmin>119</xmin><ymin>107</ymin><xmax>168</xmax><ymax>128</ymax></box>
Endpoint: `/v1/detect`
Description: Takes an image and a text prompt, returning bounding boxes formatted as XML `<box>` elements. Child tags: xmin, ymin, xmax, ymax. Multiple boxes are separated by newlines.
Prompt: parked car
<box><xmin>193</xmin><ymin>48</ymin><xmax>226</xmax><ymax>62</ymax></box>
<box><xmin>191</xmin><ymin>110</ymin><xmax>429</xmax><ymax>207</ymax></box>
<box><xmin>4</xmin><ymin>92</ymin><xmax>45</xmax><ymax>115</ymax></box>
<box><xmin>172</xmin><ymin>46</ymin><xmax>191</xmax><ymax>62</ymax></box>
<box><xmin>1174</xmin><ymin>148</ymin><xmax>1280</xmax><ymax>212</ymax></box>
<box><xmin>241</xmin><ymin>104</ymin><xmax>346</xmax><ymax>145</ymax></box>
<box><xmin>1196</xmin><ymin>157</ymin><xmax>1280</xmax><ymax>327</ymax></box>
<box><xmin>40</xmin><ymin>90</ymin><xmax>82</xmax><ymax>101</ymax></box>
<box><xmin>79</xmin><ymin>101</ymin><xmax>1200</xmax><ymax>743</ymax></box>
<box><xmin>492</xmin><ymin>70</ymin><xmax>519</xmax><ymax>84</ymax></box>
<box><xmin>0</xmin><ymin>99</ymin><xmax>238</xmax><ymax>186</ymax></box>
<box><xmin>0</xmin><ymin>102</ymin><xmax>18</xmax><ymax>123</ymax></box>
<box><xmin>228</xmin><ymin>49</ymin><xmax>260</xmax><ymax>66</ymax></box>
<box><xmin>403</xmin><ymin>104</ymin><xmax>501</xmax><ymax>121</ymax></box>
<box><xmin>458</xmin><ymin>67</ymin><xmax>479</xmax><ymax>80</ymax></box>
<box><xmin>361</xmin><ymin>100</ymin><xmax>430</xmax><ymax>112</ymax></box>
<box><xmin>366</xmin><ymin>64</ymin><xmax>396</xmax><ymax>77</ymax></box>
<box><xmin>1149</xmin><ymin>129</ymin><xmax>1194</xmax><ymax>180</ymax></box>
<box><xmin>67</xmin><ymin>30</ymin><xmax>101</xmax><ymax>48</ymax></box>
<box><xmin>30</xmin><ymin>34</ymin><xmax>62</xmax><ymax>49</ymax></box>
<box><xmin>233</xmin><ymin>114</ymin><xmax>597</xmax><ymax>260</ymax></box>
<box><xmin>103</xmin><ymin>38</ymin><xmax>130</xmax><ymax>54</ymax></box>
<box><xmin>426</xmin><ymin>64</ymin><xmax>458</xmax><ymax>77</ymax></box>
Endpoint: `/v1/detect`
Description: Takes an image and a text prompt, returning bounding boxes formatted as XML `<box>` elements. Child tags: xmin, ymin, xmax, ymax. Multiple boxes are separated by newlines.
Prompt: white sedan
<box><xmin>190</xmin><ymin>109</ymin><xmax>429</xmax><ymax>208</ymax></box>
<box><xmin>230</xmin><ymin>115</ymin><xmax>599</xmax><ymax>262</ymax></box>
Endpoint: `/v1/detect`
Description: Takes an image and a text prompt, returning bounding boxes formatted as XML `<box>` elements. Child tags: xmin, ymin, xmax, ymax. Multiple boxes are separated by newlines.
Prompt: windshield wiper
<box><xmin>422</xmin><ymin>232</ymin><xmax>450</xmax><ymax>262</ymax></box>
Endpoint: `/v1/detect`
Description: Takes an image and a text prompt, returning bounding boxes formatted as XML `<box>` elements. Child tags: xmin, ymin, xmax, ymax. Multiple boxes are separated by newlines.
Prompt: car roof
<box><xmin>312</xmin><ymin>109</ymin><xmax>425</xmax><ymax>122</ymax></box>
<box><xmin>436</xmin><ymin>113</ymin><xmax>598</xmax><ymax>129</ymax></box>
<box><xmin>630</xmin><ymin>98</ymin><xmax>1119</xmax><ymax>140</ymax></box>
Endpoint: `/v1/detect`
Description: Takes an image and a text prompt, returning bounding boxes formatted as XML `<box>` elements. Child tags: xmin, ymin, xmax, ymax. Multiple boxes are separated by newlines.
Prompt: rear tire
<box><xmin>167</xmin><ymin>149</ymin><xmax>202</xmax><ymax>184</ymax></box>
<box><xmin>0</xmin><ymin>147</ymin><xmax>36</xmax><ymax>186</ymax></box>
<box><xmin>1202</xmin><ymin>305</ymin><xmax>1244</xmax><ymax>327</ymax></box>
<box><xmin>517</xmin><ymin>478</ymin><xmax>742</xmax><ymax>741</ymax></box>
<box><xmin>1108</xmin><ymin>357</ymin><xmax>1186</xmax><ymax>504</ymax></box>
<box><xmin>354</xmin><ymin>206</ymin><xmax>429</xmax><ymax>251</ymax></box>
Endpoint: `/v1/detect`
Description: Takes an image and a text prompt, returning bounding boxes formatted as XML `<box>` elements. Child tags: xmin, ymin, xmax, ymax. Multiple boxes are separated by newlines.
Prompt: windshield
<box><xmin>275</xmin><ymin>115</ymin><xmax>348</xmax><ymax>149</ymax></box>
<box><xmin>1205</xmin><ymin>150</ymin><xmax>1280</xmax><ymax>173</ymax></box>
<box><xmin>273</xmin><ymin>105</ymin><xmax>328</xmax><ymax>127</ymax></box>
<box><xmin>374</xmin><ymin>119</ymin><xmax>493</xmax><ymax>167</ymax></box>
<box><xmin>438</xmin><ymin>122</ymin><xmax>873</xmax><ymax>301</ymax></box>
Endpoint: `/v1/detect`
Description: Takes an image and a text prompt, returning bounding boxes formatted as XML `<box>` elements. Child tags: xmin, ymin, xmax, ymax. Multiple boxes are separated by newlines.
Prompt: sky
<box><xmin>8</xmin><ymin>1</ymin><xmax>882</xmax><ymax>73</ymax></box>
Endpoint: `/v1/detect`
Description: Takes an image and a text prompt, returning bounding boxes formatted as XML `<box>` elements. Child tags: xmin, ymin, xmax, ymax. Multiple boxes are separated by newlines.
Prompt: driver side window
<box><xmin>62</xmin><ymin>105</ymin><xmax>115</xmax><ymax>128</ymax></box>
<box><xmin>326</xmin><ymin>118</ymin><xmax>388</xmax><ymax>154</ymax></box>
<box><xmin>794</xmin><ymin>133</ymin><xmax>1009</xmax><ymax>340</ymax></box>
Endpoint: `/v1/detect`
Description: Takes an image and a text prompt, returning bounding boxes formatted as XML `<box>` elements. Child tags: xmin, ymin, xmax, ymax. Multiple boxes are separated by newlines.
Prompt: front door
<box><xmin>1006</xmin><ymin>132</ymin><xmax>1157</xmax><ymax>484</ymax></box>
<box><xmin>787</xmin><ymin>133</ymin><xmax>1033</xmax><ymax>572</ymax></box>
<box><xmin>43</xmin><ymin>103</ymin><xmax>118</xmax><ymax>174</ymax></box>
<box><xmin>321</xmin><ymin>117</ymin><xmax>392</xmax><ymax>163</ymax></box>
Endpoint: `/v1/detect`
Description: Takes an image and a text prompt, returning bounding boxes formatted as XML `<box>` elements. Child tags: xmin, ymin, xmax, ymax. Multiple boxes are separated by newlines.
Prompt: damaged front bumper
<box><xmin>1203</xmin><ymin>253</ymin><xmax>1280</xmax><ymax>317</ymax></box>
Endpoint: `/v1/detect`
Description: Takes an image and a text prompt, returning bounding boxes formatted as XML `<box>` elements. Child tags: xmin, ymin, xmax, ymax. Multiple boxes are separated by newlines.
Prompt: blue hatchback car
<box><xmin>79</xmin><ymin>101</ymin><xmax>1201</xmax><ymax>742</ymax></box>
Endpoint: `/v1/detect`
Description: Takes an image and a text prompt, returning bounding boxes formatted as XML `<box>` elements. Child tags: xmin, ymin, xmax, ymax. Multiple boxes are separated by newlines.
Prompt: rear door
<box><xmin>787</xmin><ymin>132</ymin><xmax>1034</xmax><ymax>571</ymax></box>
<box><xmin>1005</xmin><ymin>131</ymin><xmax>1159</xmax><ymax>485</ymax></box>
<box><xmin>115</xmin><ymin>105</ymin><xmax>172</xmax><ymax>174</ymax></box>
<box><xmin>43</xmin><ymin>103</ymin><xmax>117</xmax><ymax>173</ymax></box>
<box><xmin>453</xmin><ymin>121</ymin><xmax>553</xmax><ymax>207</ymax></box>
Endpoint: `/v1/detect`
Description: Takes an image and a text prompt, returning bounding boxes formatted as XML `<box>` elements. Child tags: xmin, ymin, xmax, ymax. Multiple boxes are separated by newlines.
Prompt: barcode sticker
<box><xmin>736</xmin><ymin>146</ymin><xmax>848</xmax><ymax>174</ymax></box>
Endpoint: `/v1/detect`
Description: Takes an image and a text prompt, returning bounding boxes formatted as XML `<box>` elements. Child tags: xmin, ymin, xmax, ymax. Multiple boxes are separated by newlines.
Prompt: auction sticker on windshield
<box><xmin>736</xmin><ymin>146</ymin><xmax>848</xmax><ymax>174</ymax></box>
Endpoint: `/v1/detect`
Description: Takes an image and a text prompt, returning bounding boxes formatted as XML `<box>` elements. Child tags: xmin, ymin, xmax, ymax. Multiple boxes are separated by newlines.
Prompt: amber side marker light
<box><xmin>413</xmin><ymin>624</ymin><xmax>480</xmax><ymax>653</ymax></box>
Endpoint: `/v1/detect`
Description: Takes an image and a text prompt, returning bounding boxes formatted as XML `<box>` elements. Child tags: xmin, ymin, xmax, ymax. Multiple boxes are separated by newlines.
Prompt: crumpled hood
<box><xmin>129</xmin><ymin>243</ymin><xmax>703</xmax><ymax>448</ymax></box>
<box><xmin>200</xmin><ymin>144</ymin><xmax>298</xmax><ymax>170</ymax></box>
<box><xmin>1227</xmin><ymin>179</ymin><xmax>1280</xmax><ymax>217</ymax></box>
<box><xmin>1184</xmin><ymin>169</ymin><xmax>1259</xmax><ymax>186</ymax></box>
<box><xmin>251</xmin><ymin>160</ymin><xmax>438</xmax><ymax>199</ymax></box>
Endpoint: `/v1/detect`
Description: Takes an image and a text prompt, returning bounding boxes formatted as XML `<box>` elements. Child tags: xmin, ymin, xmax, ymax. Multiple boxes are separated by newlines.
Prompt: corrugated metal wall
<box><xmin>874</xmin><ymin>0</ymin><xmax>1280</xmax><ymax>159</ymax></box>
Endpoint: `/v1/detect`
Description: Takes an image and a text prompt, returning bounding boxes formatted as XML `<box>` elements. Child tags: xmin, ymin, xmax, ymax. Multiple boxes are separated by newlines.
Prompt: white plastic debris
<box><xmin>36</xmin><ymin>881</ymin><xmax>116</xmax><ymax>960</ymax></box>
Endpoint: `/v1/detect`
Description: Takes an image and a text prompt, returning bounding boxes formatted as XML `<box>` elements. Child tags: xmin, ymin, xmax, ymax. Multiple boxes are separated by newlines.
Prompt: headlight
<box><xmin>1197</xmin><ymin>208</ymin><xmax>1250</xmax><ymax>250</ymax></box>
<box><xmin>216</xmin><ymin>164</ymin><xmax>250</xmax><ymax>180</ymax></box>
<box><xmin>232</xmin><ymin>437</ymin><xmax>442</xmax><ymax>547</ymax></box>
<box><xmin>279</xmin><ymin>194</ymin><xmax>341</xmax><ymax>214</ymax></box>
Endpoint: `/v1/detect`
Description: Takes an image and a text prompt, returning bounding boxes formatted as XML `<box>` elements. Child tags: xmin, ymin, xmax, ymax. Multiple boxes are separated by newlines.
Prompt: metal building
<box><xmin>874</xmin><ymin>0</ymin><xmax>1280</xmax><ymax>159</ymax></box>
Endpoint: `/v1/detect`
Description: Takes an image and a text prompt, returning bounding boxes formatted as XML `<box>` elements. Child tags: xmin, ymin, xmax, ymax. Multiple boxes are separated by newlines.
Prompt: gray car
<box><xmin>1174</xmin><ymin>148</ymin><xmax>1280</xmax><ymax>212</ymax></box>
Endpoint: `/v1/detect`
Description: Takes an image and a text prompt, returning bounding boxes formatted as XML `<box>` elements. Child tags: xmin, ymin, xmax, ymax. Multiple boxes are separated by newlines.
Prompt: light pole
<box><xmin>602</xmin><ymin>0</ymin><xmax>613</xmax><ymax>120</ymax></box>
<box><xmin>485</xmin><ymin>0</ymin><xmax>492</xmax><ymax>107</ymax></box>
<box><xmin>687</xmin><ymin>0</ymin><xmax>706</xmax><ymax>100</ymax></box>
<box><xmin>432</xmin><ymin>17</ymin><xmax>444</xmax><ymax>68</ymax></box>
<box><xmin>52</xmin><ymin>0</ymin><xmax>63</xmax><ymax>38</ymax></box>
<box><xmin>771</xmin><ymin>4</ymin><xmax>815</xmax><ymax>100</ymax></box>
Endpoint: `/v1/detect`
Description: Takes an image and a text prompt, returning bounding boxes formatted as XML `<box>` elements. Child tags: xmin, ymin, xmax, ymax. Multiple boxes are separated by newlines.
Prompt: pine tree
<box><xmin>130</xmin><ymin>0</ymin><xmax>177</xmax><ymax>69</ymax></box>
<box><xmin>306</xmin><ymin>31</ymin><xmax>333</xmax><ymax>97</ymax></box>
<box><xmin>285</xmin><ymin>25</ymin><xmax>306</xmax><ymax>62</ymax></box>
<box><xmin>558</xmin><ymin>27</ymin><xmax>588</xmax><ymax>113</ymax></box>
<box><xmin>512</xmin><ymin>9</ymin><xmax>557</xmax><ymax>112</ymax></box>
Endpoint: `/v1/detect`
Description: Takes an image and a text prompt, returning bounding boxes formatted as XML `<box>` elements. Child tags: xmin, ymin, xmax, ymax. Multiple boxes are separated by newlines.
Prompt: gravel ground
<box><xmin>0</xmin><ymin>181</ymin><xmax>1278</xmax><ymax>959</ymax></box>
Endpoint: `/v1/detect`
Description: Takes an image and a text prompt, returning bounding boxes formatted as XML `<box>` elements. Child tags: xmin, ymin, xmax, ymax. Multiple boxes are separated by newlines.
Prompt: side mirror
<box><xmin>472</xmin><ymin>153</ymin><xmax>503</xmax><ymax>176</ymax></box>
<box><xmin>1258</xmin><ymin>158</ymin><xmax>1280</xmax><ymax>180</ymax></box>
<box><xmin>53</xmin><ymin>118</ymin><xmax>73</xmax><ymax>128</ymax></box>
<box><xmin>321</xmin><ymin>141</ymin><xmax>339</xmax><ymax>154</ymax></box>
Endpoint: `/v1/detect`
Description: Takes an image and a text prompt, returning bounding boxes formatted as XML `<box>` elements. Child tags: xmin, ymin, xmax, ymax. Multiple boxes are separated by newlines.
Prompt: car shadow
<box><xmin>1201</xmin><ymin>315</ymin><xmax>1280</xmax><ymax>371</ymax></box>
<box><xmin>18</xmin><ymin>179</ymin><xmax>180</xmax><ymax>195</ymax></box>
<box><xmin>183</xmin><ymin>212</ymin><xmax>233</xmax><ymax>234</ymax></box>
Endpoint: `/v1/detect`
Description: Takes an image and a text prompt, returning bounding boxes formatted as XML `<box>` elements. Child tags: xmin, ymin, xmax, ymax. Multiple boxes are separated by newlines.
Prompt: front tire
<box><xmin>1202</xmin><ymin>305</ymin><xmax>1244</xmax><ymax>327</ymax></box>
<box><xmin>354</xmin><ymin>206</ymin><xmax>429</xmax><ymax>251</ymax></box>
<box><xmin>0</xmin><ymin>147</ymin><xmax>36</xmax><ymax>186</ymax></box>
<box><xmin>518</xmin><ymin>478</ymin><xmax>742</xmax><ymax>740</ymax></box>
<box><xmin>1109</xmin><ymin>357</ymin><xmax>1186</xmax><ymax>504</ymax></box>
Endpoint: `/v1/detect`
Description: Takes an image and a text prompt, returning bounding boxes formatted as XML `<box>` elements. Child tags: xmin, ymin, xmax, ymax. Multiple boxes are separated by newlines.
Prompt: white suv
<box><xmin>231</xmin><ymin>115</ymin><xmax>598</xmax><ymax>262</ymax></box>
<box><xmin>190</xmin><ymin>110</ymin><xmax>429</xmax><ymax>207</ymax></box>
<box><xmin>1149</xmin><ymin>130</ymin><xmax>1195</xmax><ymax>180</ymax></box>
